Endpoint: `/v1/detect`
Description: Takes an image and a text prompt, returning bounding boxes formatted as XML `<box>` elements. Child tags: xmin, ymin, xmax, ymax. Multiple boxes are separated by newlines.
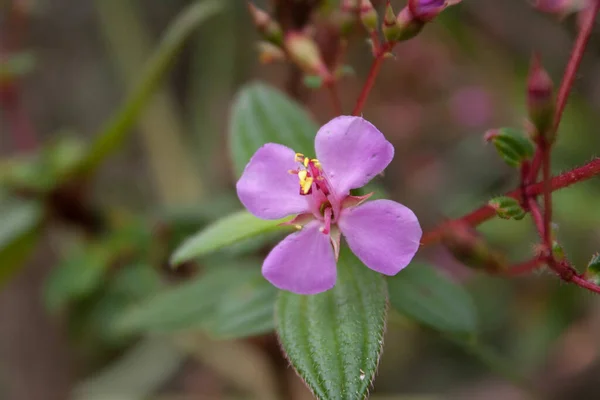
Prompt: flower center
<box><xmin>289</xmin><ymin>153</ymin><xmax>330</xmax><ymax>196</ymax></box>
<box><xmin>289</xmin><ymin>153</ymin><xmax>339</xmax><ymax>232</ymax></box>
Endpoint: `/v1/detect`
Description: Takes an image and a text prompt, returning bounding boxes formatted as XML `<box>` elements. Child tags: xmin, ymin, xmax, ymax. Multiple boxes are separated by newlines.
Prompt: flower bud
<box><xmin>247</xmin><ymin>2</ymin><xmax>283</xmax><ymax>46</ymax></box>
<box><xmin>527</xmin><ymin>55</ymin><xmax>555</xmax><ymax>142</ymax></box>
<box><xmin>359</xmin><ymin>0</ymin><xmax>379</xmax><ymax>33</ymax></box>
<box><xmin>285</xmin><ymin>32</ymin><xmax>331</xmax><ymax>81</ymax></box>
<box><xmin>442</xmin><ymin>222</ymin><xmax>508</xmax><ymax>273</ymax></box>
<box><xmin>488</xmin><ymin>196</ymin><xmax>526</xmax><ymax>220</ymax></box>
<box><xmin>337</xmin><ymin>0</ymin><xmax>359</xmax><ymax>36</ymax></box>
<box><xmin>394</xmin><ymin>7</ymin><xmax>425</xmax><ymax>42</ymax></box>
<box><xmin>552</xmin><ymin>241</ymin><xmax>565</xmax><ymax>261</ymax></box>
<box><xmin>408</xmin><ymin>0</ymin><xmax>448</xmax><ymax>22</ymax></box>
<box><xmin>382</xmin><ymin>0</ymin><xmax>401</xmax><ymax>42</ymax></box>
<box><xmin>484</xmin><ymin>128</ymin><xmax>535</xmax><ymax>168</ymax></box>
<box><xmin>256</xmin><ymin>42</ymin><xmax>286</xmax><ymax>64</ymax></box>
<box><xmin>585</xmin><ymin>253</ymin><xmax>600</xmax><ymax>285</ymax></box>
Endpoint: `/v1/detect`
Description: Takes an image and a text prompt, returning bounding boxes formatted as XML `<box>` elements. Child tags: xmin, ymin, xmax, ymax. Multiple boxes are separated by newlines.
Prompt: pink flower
<box><xmin>236</xmin><ymin>116</ymin><xmax>422</xmax><ymax>294</ymax></box>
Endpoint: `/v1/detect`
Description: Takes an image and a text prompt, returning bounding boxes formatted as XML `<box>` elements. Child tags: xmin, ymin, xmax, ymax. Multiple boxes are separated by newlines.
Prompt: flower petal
<box><xmin>236</xmin><ymin>143</ymin><xmax>309</xmax><ymax>219</ymax></box>
<box><xmin>315</xmin><ymin>116</ymin><xmax>394</xmax><ymax>196</ymax></box>
<box><xmin>262</xmin><ymin>221</ymin><xmax>336</xmax><ymax>294</ymax></box>
<box><xmin>338</xmin><ymin>199</ymin><xmax>422</xmax><ymax>275</ymax></box>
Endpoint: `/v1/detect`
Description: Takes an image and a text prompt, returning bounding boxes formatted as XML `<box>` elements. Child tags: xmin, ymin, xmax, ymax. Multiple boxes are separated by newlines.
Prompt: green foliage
<box><xmin>72</xmin><ymin>338</ymin><xmax>184</xmax><ymax>400</ymax></box>
<box><xmin>171</xmin><ymin>210</ymin><xmax>293</xmax><ymax>264</ymax></box>
<box><xmin>0</xmin><ymin>136</ymin><xmax>86</xmax><ymax>193</ymax></box>
<box><xmin>114</xmin><ymin>263</ymin><xmax>277</xmax><ymax>339</ymax></box>
<box><xmin>276</xmin><ymin>247</ymin><xmax>387</xmax><ymax>400</ymax></box>
<box><xmin>229</xmin><ymin>82</ymin><xmax>318</xmax><ymax>177</ymax></box>
<box><xmin>388</xmin><ymin>263</ymin><xmax>477</xmax><ymax>334</ymax></box>
<box><xmin>0</xmin><ymin>196</ymin><xmax>43</xmax><ymax>287</ymax></box>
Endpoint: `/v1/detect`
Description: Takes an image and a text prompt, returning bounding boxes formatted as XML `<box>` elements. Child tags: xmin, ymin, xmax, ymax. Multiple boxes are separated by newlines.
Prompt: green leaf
<box><xmin>81</xmin><ymin>1</ymin><xmax>223</xmax><ymax>174</ymax></box>
<box><xmin>388</xmin><ymin>263</ymin><xmax>477</xmax><ymax>334</ymax></box>
<box><xmin>113</xmin><ymin>263</ymin><xmax>262</xmax><ymax>335</ymax></box>
<box><xmin>276</xmin><ymin>247</ymin><xmax>387</xmax><ymax>400</ymax></box>
<box><xmin>171</xmin><ymin>210</ymin><xmax>292</xmax><ymax>265</ymax></box>
<box><xmin>72</xmin><ymin>338</ymin><xmax>184</xmax><ymax>400</ymax></box>
<box><xmin>208</xmin><ymin>268</ymin><xmax>277</xmax><ymax>339</ymax></box>
<box><xmin>44</xmin><ymin>245</ymin><xmax>111</xmax><ymax>311</ymax></box>
<box><xmin>0</xmin><ymin>198</ymin><xmax>43</xmax><ymax>287</ymax></box>
<box><xmin>229</xmin><ymin>82</ymin><xmax>318</xmax><ymax>177</ymax></box>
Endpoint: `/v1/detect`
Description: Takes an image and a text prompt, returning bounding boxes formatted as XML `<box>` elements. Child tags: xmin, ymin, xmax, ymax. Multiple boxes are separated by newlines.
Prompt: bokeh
<box><xmin>1</xmin><ymin>1</ymin><xmax>599</xmax><ymax>399</ymax></box>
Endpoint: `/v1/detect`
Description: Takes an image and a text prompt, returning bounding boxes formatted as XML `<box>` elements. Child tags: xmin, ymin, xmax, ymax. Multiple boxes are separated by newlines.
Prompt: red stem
<box><xmin>527</xmin><ymin>2</ymin><xmax>600</xmax><ymax>180</ymax></box>
<box><xmin>572</xmin><ymin>275</ymin><xmax>600</xmax><ymax>294</ymax></box>
<box><xmin>552</xmin><ymin>1</ymin><xmax>600</xmax><ymax>135</ymax></box>
<box><xmin>527</xmin><ymin>197</ymin><xmax>545</xmax><ymax>238</ymax></box>
<box><xmin>352</xmin><ymin>42</ymin><xmax>393</xmax><ymax>116</ymax></box>
<box><xmin>505</xmin><ymin>257</ymin><xmax>545</xmax><ymax>276</ymax></box>
<box><xmin>421</xmin><ymin>158</ymin><xmax>600</xmax><ymax>246</ymax></box>
<box><xmin>540</xmin><ymin>141</ymin><xmax>552</xmax><ymax>248</ymax></box>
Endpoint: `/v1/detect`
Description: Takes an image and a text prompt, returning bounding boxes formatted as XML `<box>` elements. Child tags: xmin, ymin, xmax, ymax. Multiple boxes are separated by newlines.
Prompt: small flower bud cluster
<box><xmin>383</xmin><ymin>0</ymin><xmax>459</xmax><ymax>43</ymax></box>
<box><xmin>247</xmin><ymin>2</ymin><xmax>333</xmax><ymax>87</ymax></box>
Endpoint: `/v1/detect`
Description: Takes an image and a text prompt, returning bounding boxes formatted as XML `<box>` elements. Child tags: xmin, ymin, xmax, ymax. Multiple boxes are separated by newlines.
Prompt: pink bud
<box><xmin>527</xmin><ymin>55</ymin><xmax>555</xmax><ymax>141</ymax></box>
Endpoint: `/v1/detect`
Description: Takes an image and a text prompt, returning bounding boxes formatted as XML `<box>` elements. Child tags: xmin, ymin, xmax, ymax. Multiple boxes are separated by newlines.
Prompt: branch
<box><xmin>421</xmin><ymin>158</ymin><xmax>600</xmax><ymax>246</ymax></box>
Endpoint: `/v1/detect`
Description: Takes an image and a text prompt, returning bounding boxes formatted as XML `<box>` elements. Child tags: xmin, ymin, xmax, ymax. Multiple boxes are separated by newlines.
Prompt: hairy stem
<box><xmin>505</xmin><ymin>257</ymin><xmax>545</xmax><ymax>276</ymax></box>
<box><xmin>541</xmin><ymin>141</ymin><xmax>552</xmax><ymax>249</ymax></box>
<box><xmin>552</xmin><ymin>0</ymin><xmax>600</xmax><ymax>135</ymax></box>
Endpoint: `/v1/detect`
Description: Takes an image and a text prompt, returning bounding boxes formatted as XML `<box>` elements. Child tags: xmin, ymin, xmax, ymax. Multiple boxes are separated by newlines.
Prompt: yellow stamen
<box><xmin>303</xmin><ymin>157</ymin><xmax>309</xmax><ymax>167</ymax></box>
<box><xmin>295</xmin><ymin>153</ymin><xmax>305</xmax><ymax>163</ymax></box>
<box><xmin>297</xmin><ymin>170</ymin><xmax>313</xmax><ymax>194</ymax></box>
<box><xmin>311</xmin><ymin>159</ymin><xmax>321</xmax><ymax>169</ymax></box>
<box><xmin>301</xmin><ymin>176</ymin><xmax>314</xmax><ymax>194</ymax></box>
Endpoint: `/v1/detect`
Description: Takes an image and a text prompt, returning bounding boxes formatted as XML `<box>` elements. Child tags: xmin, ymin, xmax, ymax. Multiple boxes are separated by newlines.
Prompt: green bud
<box><xmin>488</xmin><ymin>196</ymin><xmax>526</xmax><ymax>220</ymax></box>
<box><xmin>247</xmin><ymin>2</ymin><xmax>283</xmax><ymax>46</ymax></box>
<box><xmin>382</xmin><ymin>0</ymin><xmax>402</xmax><ymax>42</ymax></box>
<box><xmin>552</xmin><ymin>241</ymin><xmax>565</xmax><ymax>261</ymax></box>
<box><xmin>359</xmin><ymin>0</ymin><xmax>378</xmax><ymax>33</ymax></box>
<box><xmin>285</xmin><ymin>32</ymin><xmax>331</xmax><ymax>80</ymax></box>
<box><xmin>394</xmin><ymin>7</ymin><xmax>425</xmax><ymax>42</ymax></box>
<box><xmin>256</xmin><ymin>41</ymin><xmax>286</xmax><ymax>64</ymax></box>
<box><xmin>484</xmin><ymin>128</ymin><xmax>535</xmax><ymax>168</ymax></box>
<box><xmin>337</xmin><ymin>0</ymin><xmax>358</xmax><ymax>36</ymax></box>
<box><xmin>586</xmin><ymin>253</ymin><xmax>600</xmax><ymax>284</ymax></box>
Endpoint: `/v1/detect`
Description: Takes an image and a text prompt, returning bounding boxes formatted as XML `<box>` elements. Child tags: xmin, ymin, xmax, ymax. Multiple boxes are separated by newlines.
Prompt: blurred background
<box><xmin>1</xmin><ymin>0</ymin><xmax>599</xmax><ymax>399</ymax></box>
